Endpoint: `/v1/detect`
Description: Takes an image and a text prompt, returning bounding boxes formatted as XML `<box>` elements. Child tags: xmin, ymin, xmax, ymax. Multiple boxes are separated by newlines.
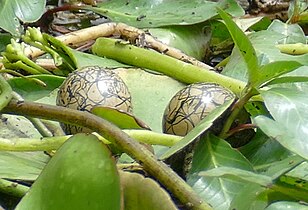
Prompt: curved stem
<box><xmin>219</xmin><ymin>88</ymin><xmax>257</xmax><ymax>139</ymax></box>
<box><xmin>0</xmin><ymin>178</ymin><xmax>29</xmax><ymax>197</ymax></box>
<box><xmin>2</xmin><ymin>100</ymin><xmax>211</xmax><ymax>210</ymax></box>
<box><xmin>92</xmin><ymin>37</ymin><xmax>247</xmax><ymax>96</ymax></box>
<box><xmin>0</xmin><ymin>74</ymin><xmax>13</xmax><ymax>111</ymax></box>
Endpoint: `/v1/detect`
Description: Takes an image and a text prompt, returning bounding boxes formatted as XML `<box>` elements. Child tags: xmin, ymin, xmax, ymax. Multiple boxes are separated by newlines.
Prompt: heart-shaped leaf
<box><xmin>16</xmin><ymin>133</ymin><xmax>121</xmax><ymax>210</ymax></box>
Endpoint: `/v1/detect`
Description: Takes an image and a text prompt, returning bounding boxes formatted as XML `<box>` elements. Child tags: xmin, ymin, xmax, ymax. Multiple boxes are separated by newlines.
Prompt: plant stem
<box><xmin>219</xmin><ymin>87</ymin><xmax>257</xmax><ymax>139</ymax></box>
<box><xmin>0</xmin><ymin>179</ymin><xmax>29</xmax><ymax>197</ymax></box>
<box><xmin>0</xmin><ymin>74</ymin><xmax>13</xmax><ymax>111</ymax></box>
<box><xmin>2</xmin><ymin>100</ymin><xmax>212</xmax><ymax>210</ymax></box>
<box><xmin>0</xmin><ymin>130</ymin><xmax>182</xmax><ymax>151</ymax></box>
<box><xmin>92</xmin><ymin>37</ymin><xmax>247</xmax><ymax>96</ymax></box>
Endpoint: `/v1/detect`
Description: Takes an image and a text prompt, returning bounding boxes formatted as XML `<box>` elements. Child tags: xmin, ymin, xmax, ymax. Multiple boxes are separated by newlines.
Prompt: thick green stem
<box><xmin>0</xmin><ymin>74</ymin><xmax>13</xmax><ymax>111</ymax></box>
<box><xmin>0</xmin><ymin>179</ymin><xmax>29</xmax><ymax>197</ymax></box>
<box><xmin>2</xmin><ymin>100</ymin><xmax>211</xmax><ymax>210</ymax></box>
<box><xmin>92</xmin><ymin>38</ymin><xmax>246</xmax><ymax>96</ymax></box>
<box><xmin>0</xmin><ymin>130</ymin><xmax>181</xmax><ymax>151</ymax></box>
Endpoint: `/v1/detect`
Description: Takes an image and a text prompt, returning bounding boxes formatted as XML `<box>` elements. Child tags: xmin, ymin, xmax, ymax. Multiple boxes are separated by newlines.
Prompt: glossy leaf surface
<box><xmin>16</xmin><ymin>134</ymin><xmax>121</xmax><ymax>210</ymax></box>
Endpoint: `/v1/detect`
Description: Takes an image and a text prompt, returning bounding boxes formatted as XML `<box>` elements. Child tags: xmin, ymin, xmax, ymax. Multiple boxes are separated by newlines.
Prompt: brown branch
<box><xmin>2</xmin><ymin>100</ymin><xmax>212</xmax><ymax>210</ymax></box>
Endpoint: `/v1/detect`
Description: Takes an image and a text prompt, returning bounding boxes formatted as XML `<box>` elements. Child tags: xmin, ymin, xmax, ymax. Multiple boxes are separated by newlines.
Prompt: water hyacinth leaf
<box><xmin>200</xmin><ymin>167</ymin><xmax>273</xmax><ymax>186</ymax></box>
<box><xmin>86</xmin><ymin>0</ymin><xmax>243</xmax><ymax>29</ymax></box>
<box><xmin>263</xmin><ymin>76</ymin><xmax>308</xmax><ymax>86</ymax></box>
<box><xmin>148</xmin><ymin>24</ymin><xmax>211</xmax><ymax>60</ymax></box>
<box><xmin>0</xmin><ymin>151</ymin><xmax>48</xmax><ymax>181</ymax></box>
<box><xmin>0</xmin><ymin>0</ymin><xmax>46</xmax><ymax>36</ymax></box>
<box><xmin>217</xmin><ymin>7</ymin><xmax>259</xmax><ymax>86</ymax></box>
<box><xmin>265</xmin><ymin>201</ymin><xmax>308</xmax><ymax>210</ymax></box>
<box><xmin>230</xmin><ymin>184</ymin><xmax>268</xmax><ymax>210</ymax></box>
<box><xmin>187</xmin><ymin>133</ymin><xmax>254</xmax><ymax>209</ymax></box>
<box><xmin>267</xmin><ymin>19</ymin><xmax>306</xmax><ymax>44</ymax></box>
<box><xmin>256</xmin><ymin>61</ymin><xmax>302</xmax><ymax>87</ymax></box>
<box><xmin>8</xmin><ymin>75</ymin><xmax>64</xmax><ymax>101</ymax></box>
<box><xmin>16</xmin><ymin>134</ymin><xmax>121</xmax><ymax>210</ymax></box>
<box><xmin>159</xmin><ymin>98</ymin><xmax>235</xmax><ymax>160</ymax></box>
<box><xmin>91</xmin><ymin>106</ymin><xmax>150</xmax><ymax>129</ymax></box>
<box><xmin>255</xmin><ymin>88</ymin><xmax>308</xmax><ymax>160</ymax></box>
<box><xmin>120</xmin><ymin>171</ymin><xmax>177</xmax><ymax>210</ymax></box>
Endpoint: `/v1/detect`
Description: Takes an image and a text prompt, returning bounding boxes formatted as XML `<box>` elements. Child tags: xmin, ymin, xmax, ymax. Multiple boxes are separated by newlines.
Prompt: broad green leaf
<box><xmin>86</xmin><ymin>0</ymin><xmax>243</xmax><ymax>28</ymax></box>
<box><xmin>72</xmin><ymin>50</ymin><xmax>128</xmax><ymax>69</ymax></box>
<box><xmin>120</xmin><ymin>171</ymin><xmax>177</xmax><ymax>210</ymax></box>
<box><xmin>260</xmin><ymin>155</ymin><xmax>304</xmax><ymax>179</ymax></box>
<box><xmin>149</xmin><ymin>23</ymin><xmax>211</xmax><ymax>60</ymax></box>
<box><xmin>187</xmin><ymin>133</ymin><xmax>253</xmax><ymax>209</ymax></box>
<box><xmin>91</xmin><ymin>106</ymin><xmax>150</xmax><ymax>129</ymax></box>
<box><xmin>264</xmin><ymin>76</ymin><xmax>308</xmax><ymax>86</ymax></box>
<box><xmin>16</xmin><ymin>134</ymin><xmax>121</xmax><ymax>210</ymax></box>
<box><xmin>0</xmin><ymin>152</ymin><xmax>48</xmax><ymax>180</ymax></box>
<box><xmin>255</xmin><ymin>88</ymin><xmax>308</xmax><ymax>160</ymax></box>
<box><xmin>286</xmin><ymin>162</ymin><xmax>308</xmax><ymax>182</ymax></box>
<box><xmin>256</xmin><ymin>61</ymin><xmax>302</xmax><ymax>87</ymax></box>
<box><xmin>240</xmin><ymin>130</ymin><xmax>291</xmax><ymax>167</ymax></box>
<box><xmin>200</xmin><ymin>167</ymin><xmax>273</xmax><ymax>186</ymax></box>
<box><xmin>267</xmin><ymin>20</ymin><xmax>306</xmax><ymax>44</ymax></box>
<box><xmin>266</xmin><ymin>201</ymin><xmax>308</xmax><ymax>210</ymax></box>
<box><xmin>0</xmin><ymin>0</ymin><xmax>46</xmax><ymax>36</ymax></box>
<box><xmin>8</xmin><ymin>75</ymin><xmax>64</xmax><ymax>101</ymax></box>
<box><xmin>159</xmin><ymin>98</ymin><xmax>235</xmax><ymax>160</ymax></box>
<box><xmin>217</xmin><ymin>7</ymin><xmax>259</xmax><ymax>86</ymax></box>
<box><xmin>230</xmin><ymin>184</ymin><xmax>269</xmax><ymax>210</ymax></box>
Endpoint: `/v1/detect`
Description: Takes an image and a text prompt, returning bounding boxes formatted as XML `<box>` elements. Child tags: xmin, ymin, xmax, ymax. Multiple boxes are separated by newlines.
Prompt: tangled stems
<box><xmin>2</xmin><ymin>100</ymin><xmax>212</xmax><ymax>210</ymax></box>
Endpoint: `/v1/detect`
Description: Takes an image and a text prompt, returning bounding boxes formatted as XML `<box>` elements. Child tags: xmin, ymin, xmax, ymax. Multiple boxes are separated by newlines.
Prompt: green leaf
<box><xmin>16</xmin><ymin>134</ymin><xmax>121</xmax><ymax>210</ymax></box>
<box><xmin>91</xmin><ymin>106</ymin><xmax>150</xmax><ymax>129</ymax></box>
<box><xmin>187</xmin><ymin>133</ymin><xmax>253</xmax><ymax>209</ymax></box>
<box><xmin>0</xmin><ymin>33</ymin><xmax>11</xmax><ymax>51</ymax></box>
<box><xmin>256</xmin><ymin>61</ymin><xmax>302</xmax><ymax>87</ymax></box>
<box><xmin>8</xmin><ymin>75</ymin><xmax>65</xmax><ymax>101</ymax></box>
<box><xmin>217</xmin><ymin>7</ymin><xmax>259</xmax><ymax>86</ymax></box>
<box><xmin>0</xmin><ymin>0</ymin><xmax>46</xmax><ymax>36</ymax></box>
<box><xmin>86</xmin><ymin>0</ymin><xmax>243</xmax><ymax>28</ymax></box>
<box><xmin>264</xmin><ymin>76</ymin><xmax>308</xmax><ymax>86</ymax></box>
<box><xmin>199</xmin><ymin>167</ymin><xmax>273</xmax><ymax>186</ymax></box>
<box><xmin>255</xmin><ymin>88</ymin><xmax>308</xmax><ymax>160</ymax></box>
<box><xmin>267</xmin><ymin>19</ymin><xmax>306</xmax><ymax>44</ymax></box>
<box><xmin>230</xmin><ymin>184</ymin><xmax>269</xmax><ymax>210</ymax></box>
<box><xmin>148</xmin><ymin>23</ymin><xmax>211</xmax><ymax>60</ymax></box>
<box><xmin>0</xmin><ymin>152</ymin><xmax>48</xmax><ymax>180</ymax></box>
<box><xmin>72</xmin><ymin>50</ymin><xmax>129</xmax><ymax>69</ymax></box>
<box><xmin>266</xmin><ymin>201</ymin><xmax>308</xmax><ymax>210</ymax></box>
<box><xmin>116</xmin><ymin>68</ymin><xmax>185</xmax><ymax>132</ymax></box>
<box><xmin>120</xmin><ymin>171</ymin><xmax>177</xmax><ymax>210</ymax></box>
<box><xmin>159</xmin><ymin>98</ymin><xmax>235</xmax><ymax>160</ymax></box>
